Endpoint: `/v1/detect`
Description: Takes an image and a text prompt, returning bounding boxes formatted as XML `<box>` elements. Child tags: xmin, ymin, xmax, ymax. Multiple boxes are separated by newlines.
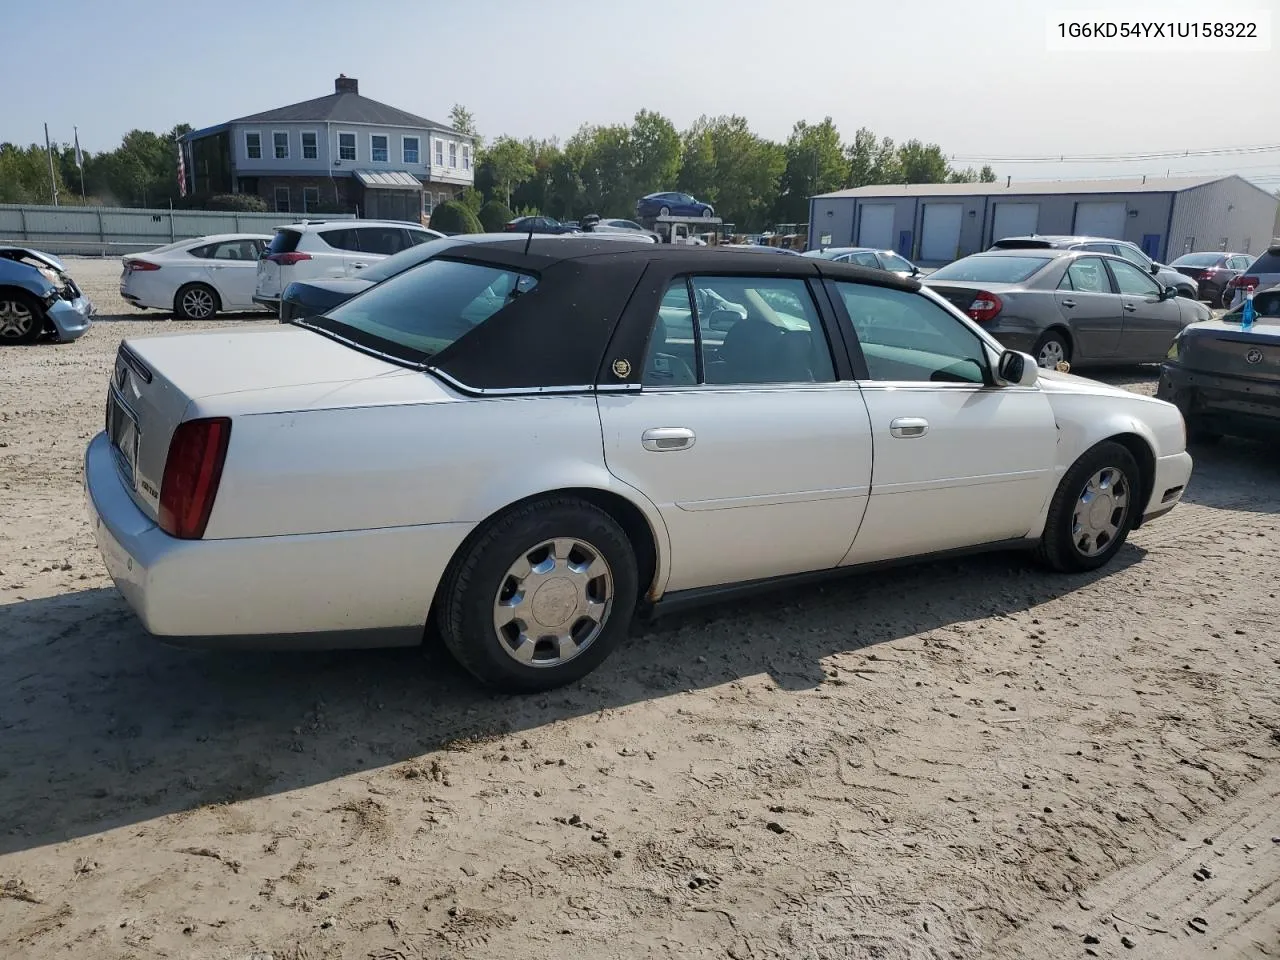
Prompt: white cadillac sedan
<box><xmin>120</xmin><ymin>234</ymin><xmax>272</xmax><ymax>320</ymax></box>
<box><xmin>86</xmin><ymin>239</ymin><xmax>1194</xmax><ymax>692</ymax></box>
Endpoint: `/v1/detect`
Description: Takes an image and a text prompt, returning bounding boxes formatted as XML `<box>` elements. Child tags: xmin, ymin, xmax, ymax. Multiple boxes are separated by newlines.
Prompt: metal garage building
<box><xmin>808</xmin><ymin>174</ymin><xmax>1278</xmax><ymax>267</ymax></box>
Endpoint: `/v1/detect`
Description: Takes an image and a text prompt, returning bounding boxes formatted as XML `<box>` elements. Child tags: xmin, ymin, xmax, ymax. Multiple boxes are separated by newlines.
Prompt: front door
<box><xmin>1055</xmin><ymin>255</ymin><xmax>1123</xmax><ymax>361</ymax></box>
<box><xmin>828</xmin><ymin>279</ymin><xmax>1058</xmax><ymax>565</ymax></box>
<box><xmin>1107</xmin><ymin>257</ymin><xmax>1186</xmax><ymax>361</ymax></box>
<box><xmin>596</xmin><ymin>271</ymin><xmax>874</xmax><ymax>593</ymax></box>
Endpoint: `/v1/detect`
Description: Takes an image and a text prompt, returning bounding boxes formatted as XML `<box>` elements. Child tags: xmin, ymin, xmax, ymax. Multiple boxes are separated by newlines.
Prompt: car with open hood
<box><xmin>85</xmin><ymin>241</ymin><xmax>1192</xmax><ymax>693</ymax></box>
<box><xmin>0</xmin><ymin>246</ymin><xmax>95</xmax><ymax>344</ymax></box>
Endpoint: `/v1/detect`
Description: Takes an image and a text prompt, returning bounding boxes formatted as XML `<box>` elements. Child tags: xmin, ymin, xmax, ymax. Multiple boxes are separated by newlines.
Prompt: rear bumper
<box><xmin>1156</xmin><ymin>362</ymin><xmax>1280</xmax><ymax>437</ymax></box>
<box><xmin>47</xmin><ymin>294</ymin><xmax>95</xmax><ymax>342</ymax></box>
<box><xmin>84</xmin><ymin>432</ymin><xmax>474</xmax><ymax>649</ymax></box>
<box><xmin>252</xmin><ymin>295</ymin><xmax>281</xmax><ymax>312</ymax></box>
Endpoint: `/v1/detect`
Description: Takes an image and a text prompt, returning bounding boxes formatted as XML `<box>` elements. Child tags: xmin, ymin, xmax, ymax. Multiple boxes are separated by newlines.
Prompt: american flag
<box><xmin>74</xmin><ymin>127</ymin><xmax>83</xmax><ymax>169</ymax></box>
<box><xmin>177</xmin><ymin>140</ymin><xmax>187</xmax><ymax>198</ymax></box>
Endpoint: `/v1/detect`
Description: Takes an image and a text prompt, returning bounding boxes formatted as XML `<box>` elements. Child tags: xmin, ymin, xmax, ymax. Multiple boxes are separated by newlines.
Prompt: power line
<box><xmin>950</xmin><ymin>143</ymin><xmax>1280</xmax><ymax>164</ymax></box>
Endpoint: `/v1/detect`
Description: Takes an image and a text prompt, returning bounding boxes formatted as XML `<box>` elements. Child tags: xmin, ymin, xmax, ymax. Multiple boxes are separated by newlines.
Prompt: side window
<box><xmin>187</xmin><ymin>243</ymin><xmax>215</xmax><ymax>259</ymax></box>
<box><xmin>878</xmin><ymin>252</ymin><xmax>914</xmax><ymax>272</ymax></box>
<box><xmin>212</xmin><ymin>240</ymin><xmax>258</xmax><ymax>260</ymax></box>
<box><xmin>405</xmin><ymin>229</ymin><xmax>431</xmax><ymax>247</ymax></box>
<box><xmin>358</xmin><ymin>227</ymin><xmax>408</xmax><ymax>256</ymax></box>
<box><xmin>643</xmin><ymin>281</ymin><xmax>699</xmax><ymax>387</ymax></box>
<box><xmin>1109</xmin><ymin>258</ymin><xmax>1162</xmax><ymax>296</ymax></box>
<box><xmin>1115</xmin><ymin>244</ymin><xmax>1149</xmax><ymax>268</ymax></box>
<box><xmin>321</xmin><ymin>228</ymin><xmax>361</xmax><ymax>252</ymax></box>
<box><xmin>692</xmin><ymin>276</ymin><xmax>834</xmax><ymax>385</ymax></box>
<box><xmin>1079</xmin><ymin>242</ymin><xmax>1116</xmax><ymax>255</ymax></box>
<box><xmin>838</xmin><ymin>282</ymin><xmax>988</xmax><ymax>385</ymax></box>
<box><xmin>848</xmin><ymin>252</ymin><xmax>880</xmax><ymax>267</ymax></box>
<box><xmin>1060</xmin><ymin>256</ymin><xmax>1113</xmax><ymax>293</ymax></box>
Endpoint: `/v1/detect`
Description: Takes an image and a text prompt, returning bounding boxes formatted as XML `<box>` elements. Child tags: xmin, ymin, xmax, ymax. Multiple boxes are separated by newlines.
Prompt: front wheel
<box><xmin>702</xmin><ymin>207</ymin><xmax>714</xmax><ymax>219</ymax></box>
<box><xmin>0</xmin><ymin>292</ymin><xmax>44</xmax><ymax>345</ymax></box>
<box><xmin>1035</xmin><ymin>440</ymin><xmax>1141</xmax><ymax>573</ymax></box>
<box><xmin>658</xmin><ymin>206</ymin><xmax>671</xmax><ymax>217</ymax></box>
<box><xmin>1032</xmin><ymin>330</ymin><xmax>1070</xmax><ymax>369</ymax></box>
<box><xmin>436</xmin><ymin>497</ymin><xmax>639</xmax><ymax>692</ymax></box>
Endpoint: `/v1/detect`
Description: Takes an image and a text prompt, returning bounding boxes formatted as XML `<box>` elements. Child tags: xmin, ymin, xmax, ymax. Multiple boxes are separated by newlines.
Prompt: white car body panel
<box><xmin>120</xmin><ymin>233</ymin><xmax>272</xmax><ymax>313</ymax></box>
<box><xmin>85</xmin><ymin>273</ymin><xmax>1194</xmax><ymax>649</ymax></box>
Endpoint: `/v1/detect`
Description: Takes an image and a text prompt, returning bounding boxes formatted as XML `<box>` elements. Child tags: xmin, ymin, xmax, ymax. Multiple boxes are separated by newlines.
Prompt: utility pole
<box><xmin>44</xmin><ymin>123</ymin><xmax>59</xmax><ymax>206</ymax></box>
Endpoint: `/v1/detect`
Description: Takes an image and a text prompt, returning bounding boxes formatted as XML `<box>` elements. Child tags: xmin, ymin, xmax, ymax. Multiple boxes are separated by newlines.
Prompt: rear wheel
<box><xmin>658</xmin><ymin>206</ymin><xmax>671</xmax><ymax>217</ymax></box>
<box><xmin>702</xmin><ymin>207</ymin><xmax>714</xmax><ymax>219</ymax></box>
<box><xmin>1035</xmin><ymin>440</ymin><xmax>1141</xmax><ymax>573</ymax></box>
<box><xmin>174</xmin><ymin>283</ymin><xmax>220</xmax><ymax>321</ymax></box>
<box><xmin>0</xmin><ymin>292</ymin><xmax>43</xmax><ymax>345</ymax></box>
<box><xmin>436</xmin><ymin>497</ymin><xmax>639</xmax><ymax>692</ymax></box>
<box><xmin>1032</xmin><ymin>330</ymin><xmax>1070</xmax><ymax>369</ymax></box>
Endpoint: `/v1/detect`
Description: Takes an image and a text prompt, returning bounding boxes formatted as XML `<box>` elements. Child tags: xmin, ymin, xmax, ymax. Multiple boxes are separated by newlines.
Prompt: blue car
<box><xmin>636</xmin><ymin>191</ymin><xmax>716</xmax><ymax>220</ymax></box>
<box><xmin>0</xmin><ymin>246</ymin><xmax>95</xmax><ymax>345</ymax></box>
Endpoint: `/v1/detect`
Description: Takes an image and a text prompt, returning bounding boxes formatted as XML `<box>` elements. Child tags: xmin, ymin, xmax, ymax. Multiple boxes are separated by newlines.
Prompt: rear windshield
<box><xmin>1171</xmin><ymin>253</ymin><xmax>1222</xmax><ymax>267</ymax></box>
<box><xmin>927</xmin><ymin>255</ymin><xmax>1051</xmax><ymax>283</ymax></box>
<box><xmin>990</xmin><ymin>238</ymin><xmax>1052</xmax><ymax>249</ymax></box>
<box><xmin>266</xmin><ymin>230</ymin><xmax>301</xmax><ymax>255</ymax></box>
<box><xmin>305</xmin><ymin>258</ymin><xmax>538</xmax><ymax>364</ymax></box>
<box><xmin>1245</xmin><ymin>251</ymin><xmax>1280</xmax><ymax>274</ymax></box>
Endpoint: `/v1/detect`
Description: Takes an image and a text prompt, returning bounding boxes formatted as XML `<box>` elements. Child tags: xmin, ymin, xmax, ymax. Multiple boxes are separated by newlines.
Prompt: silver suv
<box><xmin>990</xmin><ymin>235</ymin><xmax>1198</xmax><ymax>300</ymax></box>
<box><xmin>253</xmin><ymin>219</ymin><xmax>443</xmax><ymax>310</ymax></box>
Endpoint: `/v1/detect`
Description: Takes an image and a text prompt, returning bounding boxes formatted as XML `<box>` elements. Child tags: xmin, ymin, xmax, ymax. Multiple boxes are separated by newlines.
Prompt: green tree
<box><xmin>429</xmin><ymin>199</ymin><xmax>482</xmax><ymax>234</ymax></box>
<box><xmin>457</xmin><ymin>186</ymin><xmax>485</xmax><ymax>213</ymax></box>
<box><xmin>676</xmin><ymin>115</ymin><xmax>783</xmax><ymax>230</ymax></box>
<box><xmin>776</xmin><ymin>118</ymin><xmax>846</xmax><ymax>223</ymax></box>
<box><xmin>0</xmin><ymin>143</ymin><xmax>70</xmax><ymax>204</ymax></box>
<box><xmin>478</xmin><ymin>199</ymin><xmax>515</xmax><ymax>231</ymax></box>
<box><xmin>448</xmin><ymin>104</ymin><xmax>480</xmax><ymax>145</ymax></box>
<box><xmin>510</xmin><ymin>137</ymin><xmax>562</xmax><ymax>214</ymax></box>
<box><xmin>980</xmin><ymin>165</ymin><xmax>997</xmax><ymax>183</ymax></box>
<box><xmin>947</xmin><ymin>167</ymin><xmax>979</xmax><ymax>183</ymax></box>
<box><xmin>627</xmin><ymin>109</ymin><xmax>681</xmax><ymax>197</ymax></box>
<box><xmin>895</xmin><ymin>139</ymin><xmax>950</xmax><ymax>184</ymax></box>
<box><xmin>846</xmin><ymin>127</ymin><xmax>900</xmax><ymax>187</ymax></box>
<box><xmin>484</xmin><ymin>136</ymin><xmax>536</xmax><ymax>206</ymax></box>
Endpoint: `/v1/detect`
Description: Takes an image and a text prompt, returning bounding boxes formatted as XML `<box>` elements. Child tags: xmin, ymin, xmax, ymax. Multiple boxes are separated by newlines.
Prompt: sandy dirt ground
<box><xmin>1</xmin><ymin>258</ymin><xmax>1278</xmax><ymax>960</ymax></box>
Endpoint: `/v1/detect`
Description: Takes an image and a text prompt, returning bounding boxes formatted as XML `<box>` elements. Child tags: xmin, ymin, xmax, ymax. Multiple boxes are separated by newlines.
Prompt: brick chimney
<box><xmin>334</xmin><ymin>74</ymin><xmax>358</xmax><ymax>95</ymax></box>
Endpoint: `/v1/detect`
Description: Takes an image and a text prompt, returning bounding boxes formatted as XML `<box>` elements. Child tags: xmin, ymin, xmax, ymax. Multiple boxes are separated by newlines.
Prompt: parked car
<box><xmin>1157</xmin><ymin>284</ymin><xmax>1280</xmax><ymax>442</ymax></box>
<box><xmin>121</xmin><ymin>234</ymin><xmax>272</xmax><ymax>320</ymax></box>
<box><xmin>280</xmin><ymin>232</ymin><xmax>658</xmax><ymax>322</ymax></box>
<box><xmin>582</xmin><ymin>217</ymin><xmax>661</xmax><ymax>242</ymax></box>
<box><xmin>0</xmin><ymin>246</ymin><xmax>95</xmax><ymax>345</ymax></box>
<box><xmin>1223</xmin><ymin>240</ymin><xmax>1280</xmax><ymax>309</ymax></box>
<box><xmin>924</xmin><ymin>248</ymin><xmax>1212</xmax><ymax>369</ymax></box>
<box><xmin>636</xmin><ymin>192</ymin><xmax>715</xmax><ymax>219</ymax></box>
<box><xmin>86</xmin><ymin>241</ymin><xmax>1192</xmax><ymax>693</ymax></box>
<box><xmin>803</xmin><ymin>246</ymin><xmax>921</xmax><ymax>277</ymax></box>
<box><xmin>1167</xmin><ymin>251</ymin><xmax>1252</xmax><ymax>308</ymax></box>
<box><xmin>252</xmin><ymin>220</ymin><xmax>443</xmax><ymax>312</ymax></box>
<box><xmin>504</xmin><ymin>216</ymin><xmax>575</xmax><ymax>235</ymax></box>
<box><xmin>989</xmin><ymin>236</ymin><xmax>1198</xmax><ymax>300</ymax></box>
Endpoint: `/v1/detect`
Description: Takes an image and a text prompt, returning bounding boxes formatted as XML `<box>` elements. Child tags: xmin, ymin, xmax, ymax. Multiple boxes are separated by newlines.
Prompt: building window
<box><xmin>273</xmin><ymin>131</ymin><xmax>289</xmax><ymax>160</ymax></box>
<box><xmin>462</xmin><ymin>145</ymin><xmax>471</xmax><ymax>170</ymax></box>
<box><xmin>423</xmin><ymin>192</ymin><xmax>434</xmax><ymax>215</ymax></box>
<box><xmin>338</xmin><ymin>131</ymin><xmax>357</xmax><ymax>162</ymax></box>
<box><xmin>448</xmin><ymin>142</ymin><xmax>457</xmax><ymax>168</ymax></box>
<box><xmin>434</xmin><ymin>138</ymin><xmax>444</xmax><ymax>166</ymax></box>
<box><xmin>402</xmin><ymin>136</ymin><xmax>420</xmax><ymax>165</ymax></box>
<box><xmin>301</xmin><ymin>131</ymin><xmax>318</xmax><ymax>160</ymax></box>
<box><xmin>274</xmin><ymin>186</ymin><xmax>291</xmax><ymax>213</ymax></box>
<box><xmin>303</xmin><ymin>187</ymin><xmax>320</xmax><ymax>212</ymax></box>
<box><xmin>371</xmin><ymin>135</ymin><xmax>389</xmax><ymax>163</ymax></box>
<box><xmin>244</xmin><ymin>131</ymin><xmax>262</xmax><ymax>160</ymax></box>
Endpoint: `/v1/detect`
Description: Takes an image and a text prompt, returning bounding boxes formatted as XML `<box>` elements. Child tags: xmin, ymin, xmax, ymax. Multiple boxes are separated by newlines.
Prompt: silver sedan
<box><xmin>924</xmin><ymin>249</ymin><xmax>1212</xmax><ymax>369</ymax></box>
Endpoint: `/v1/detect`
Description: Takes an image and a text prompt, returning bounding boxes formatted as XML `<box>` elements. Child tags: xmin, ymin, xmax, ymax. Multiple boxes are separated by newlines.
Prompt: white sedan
<box><xmin>85</xmin><ymin>239</ymin><xmax>1194</xmax><ymax>692</ymax></box>
<box><xmin>120</xmin><ymin>234</ymin><xmax>272</xmax><ymax>320</ymax></box>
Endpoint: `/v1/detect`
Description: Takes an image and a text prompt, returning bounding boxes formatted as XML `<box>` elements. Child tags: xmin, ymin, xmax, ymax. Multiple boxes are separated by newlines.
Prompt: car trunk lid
<box><xmin>925</xmin><ymin>281</ymin><xmax>1020</xmax><ymax>315</ymax></box>
<box><xmin>104</xmin><ymin>327</ymin><xmax>406</xmax><ymax>520</ymax></box>
<box><xmin>1177</xmin><ymin>319</ymin><xmax>1280</xmax><ymax>381</ymax></box>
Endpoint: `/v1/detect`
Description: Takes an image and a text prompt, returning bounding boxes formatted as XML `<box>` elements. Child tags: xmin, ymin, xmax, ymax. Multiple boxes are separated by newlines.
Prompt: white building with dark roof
<box><xmin>809</xmin><ymin>175</ymin><xmax>1278</xmax><ymax>266</ymax></box>
<box><xmin>182</xmin><ymin>75</ymin><xmax>474</xmax><ymax>223</ymax></box>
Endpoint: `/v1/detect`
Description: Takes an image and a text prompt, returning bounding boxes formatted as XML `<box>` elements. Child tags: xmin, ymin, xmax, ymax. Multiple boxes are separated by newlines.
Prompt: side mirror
<box><xmin>910</xmin><ymin>265</ymin><xmax>920</xmax><ymax>276</ymax></box>
<box><xmin>996</xmin><ymin>349</ymin><xmax>1039</xmax><ymax>387</ymax></box>
<box><xmin>1149</xmin><ymin>262</ymin><xmax>1160</xmax><ymax>274</ymax></box>
<box><xmin>1162</xmin><ymin>285</ymin><xmax>1178</xmax><ymax>300</ymax></box>
<box><xmin>705</xmin><ymin>308</ymin><xmax>740</xmax><ymax>331</ymax></box>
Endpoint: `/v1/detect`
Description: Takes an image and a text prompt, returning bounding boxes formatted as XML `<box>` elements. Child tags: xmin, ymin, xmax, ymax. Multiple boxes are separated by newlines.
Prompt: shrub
<box><xmin>204</xmin><ymin>193</ymin><xmax>268</xmax><ymax>212</ymax></box>
<box><xmin>457</xmin><ymin>187</ymin><xmax>485</xmax><ymax>214</ymax></box>
<box><xmin>478</xmin><ymin>200</ymin><xmax>515</xmax><ymax>232</ymax></box>
<box><xmin>429</xmin><ymin>200</ymin><xmax>482</xmax><ymax>235</ymax></box>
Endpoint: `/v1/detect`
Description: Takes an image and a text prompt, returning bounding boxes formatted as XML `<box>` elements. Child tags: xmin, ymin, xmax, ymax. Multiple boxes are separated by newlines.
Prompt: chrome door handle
<box><xmin>1123</xmin><ymin>303</ymin><xmax>1137</xmax><ymax>312</ymax></box>
<box><xmin>641</xmin><ymin>427</ymin><xmax>695</xmax><ymax>452</ymax></box>
<box><xmin>1060</xmin><ymin>298</ymin><xmax>1076</xmax><ymax>308</ymax></box>
<box><xmin>889</xmin><ymin>417</ymin><xmax>929</xmax><ymax>439</ymax></box>
<box><xmin>351</xmin><ymin>261</ymin><xmax>368</xmax><ymax>269</ymax></box>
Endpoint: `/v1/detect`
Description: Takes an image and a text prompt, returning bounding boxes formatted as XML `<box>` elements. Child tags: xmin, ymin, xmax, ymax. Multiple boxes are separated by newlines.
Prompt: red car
<box><xmin>1168</xmin><ymin>251</ymin><xmax>1253</xmax><ymax>308</ymax></box>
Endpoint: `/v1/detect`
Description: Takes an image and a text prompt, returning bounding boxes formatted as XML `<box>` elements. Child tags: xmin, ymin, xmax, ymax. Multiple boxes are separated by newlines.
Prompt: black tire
<box><xmin>1032</xmin><ymin>329</ymin><xmax>1071</xmax><ymax>370</ymax></box>
<box><xmin>173</xmin><ymin>283</ymin><xmax>221</xmax><ymax>321</ymax></box>
<box><xmin>0</xmin><ymin>290</ymin><xmax>45</xmax><ymax>345</ymax></box>
<box><xmin>702</xmin><ymin>207</ymin><xmax>714</xmax><ymax>219</ymax></box>
<box><xmin>1035</xmin><ymin>440</ymin><xmax>1142</xmax><ymax>573</ymax></box>
<box><xmin>1177</xmin><ymin>286</ymin><xmax>1196</xmax><ymax>300</ymax></box>
<box><xmin>1217</xmin><ymin>287</ymin><xmax>1233</xmax><ymax>310</ymax></box>
<box><xmin>436</xmin><ymin>497</ymin><xmax>639</xmax><ymax>693</ymax></box>
<box><xmin>658</xmin><ymin>206</ymin><xmax>670</xmax><ymax>217</ymax></box>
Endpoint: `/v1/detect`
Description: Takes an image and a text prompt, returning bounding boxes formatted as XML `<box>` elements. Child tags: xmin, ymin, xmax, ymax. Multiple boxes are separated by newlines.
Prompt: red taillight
<box><xmin>128</xmin><ymin>260</ymin><xmax>161</xmax><ymax>271</ymax></box>
<box><xmin>967</xmin><ymin>291</ymin><xmax>1003</xmax><ymax>323</ymax></box>
<box><xmin>1230</xmin><ymin>275</ymin><xmax>1259</xmax><ymax>290</ymax></box>
<box><xmin>158</xmin><ymin>418</ymin><xmax>231</xmax><ymax>540</ymax></box>
<box><xmin>266</xmin><ymin>252</ymin><xmax>312</xmax><ymax>266</ymax></box>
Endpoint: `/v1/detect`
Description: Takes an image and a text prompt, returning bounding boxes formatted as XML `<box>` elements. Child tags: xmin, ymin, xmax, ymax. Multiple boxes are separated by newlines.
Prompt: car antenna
<box><xmin>524</xmin><ymin>221</ymin><xmax>534</xmax><ymax>256</ymax></box>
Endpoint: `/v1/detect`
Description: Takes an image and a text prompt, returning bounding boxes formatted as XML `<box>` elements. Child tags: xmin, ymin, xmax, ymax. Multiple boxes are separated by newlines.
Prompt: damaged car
<box><xmin>0</xmin><ymin>246</ymin><xmax>95</xmax><ymax>345</ymax></box>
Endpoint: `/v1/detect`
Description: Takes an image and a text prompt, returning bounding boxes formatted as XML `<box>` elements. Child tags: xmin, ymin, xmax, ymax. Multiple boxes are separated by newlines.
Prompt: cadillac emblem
<box><xmin>612</xmin><ymin>358</ymin><xmax>632</xmax><ymax>378</ymax></box>
<box><xmin>1246</xmin><ymin>348</ymin><xmax>1263</xmax><ymax>365</ymax></box>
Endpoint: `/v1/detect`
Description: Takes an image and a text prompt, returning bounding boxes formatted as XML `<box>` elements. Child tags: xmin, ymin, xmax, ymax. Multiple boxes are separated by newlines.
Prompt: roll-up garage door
<box><xmin>991</xmin><ymin>202</ymin><xmax>1039</xmax><ymax>244</ymax></box>
<box><xmin>920</xmin><ymin>203</ymin><xmax>963</xmax><ymax>261</ymax></box>
<box><xmin>857</xmin><ymin>204</ymin><xmax>895</xmax><ymax>249</ymax></box>
<box><xmin>1073</xmin><ymin>201</ymin><xmax>1127</xmax><ymax>239</ymax></box>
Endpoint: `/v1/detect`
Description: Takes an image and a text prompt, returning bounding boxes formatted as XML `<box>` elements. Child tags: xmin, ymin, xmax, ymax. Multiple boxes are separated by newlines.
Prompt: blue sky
<box><xmin>9</xmin><ymin>0</ymin><xmax>1279</xmax><ymax>188</ymax></box>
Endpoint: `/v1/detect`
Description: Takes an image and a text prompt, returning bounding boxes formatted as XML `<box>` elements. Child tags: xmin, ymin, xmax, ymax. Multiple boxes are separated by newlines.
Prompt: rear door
<box><xmin>204</xmin><ymin>238</ymin><xmax>264</xmax><ymax>309</ymax></box>
<box><xmin>349</xmin><ymin>226</ymin><xmax>412</xmax><ymax>274</ymax></box>
<box><xmin>596</xmin><ymin>268</ymin><xmax>873</xmax><ymax>593</ymax></box>
<box><xmin>1106</xmin><ymin>257</ymin><xmax>1184</xmax><ymax>361</ymax></box>
<box><xmin>1055</xmin><ymin>256</ymin><xmax>1123</xmax><ymax>360</ymax></box>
